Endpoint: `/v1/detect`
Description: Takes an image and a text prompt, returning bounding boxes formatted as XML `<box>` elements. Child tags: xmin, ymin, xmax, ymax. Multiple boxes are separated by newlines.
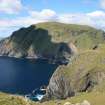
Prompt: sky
<box><xmin>0</xmin><ymin>0</ymin><xmax>105</xmax><ymax>37</ymax></box>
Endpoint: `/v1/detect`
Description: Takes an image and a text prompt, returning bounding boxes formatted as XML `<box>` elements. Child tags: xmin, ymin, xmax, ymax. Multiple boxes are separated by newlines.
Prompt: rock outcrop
<box><xmin>0</xmin><ymin>22</ymin><xmax>104</xmax><ymax>61</ymax></box>
<box><xmin>44</xmin><ymin>45</ymin><xmax>105</xmax><ymax>100</ymax></box>
<box><xmin>44</xmin><ymin>67</ymin><xmax>74</xmax><ymax>100</ymax></box>
<box><xmin>0</xmin><ymin>32</ymin><xmax>72</xmax><ymax>64</ymax></box>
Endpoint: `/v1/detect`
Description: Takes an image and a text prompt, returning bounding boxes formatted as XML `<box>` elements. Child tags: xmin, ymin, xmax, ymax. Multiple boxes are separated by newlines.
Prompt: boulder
<box><xmin>64</xmin><ymin>102</ymin><xmax>72</xmax><ymax>105</ymax></box>
<box><xmin>81</xmin><ymin>100</ymin><xmax>90</xmax><ymax>105</ymax></box>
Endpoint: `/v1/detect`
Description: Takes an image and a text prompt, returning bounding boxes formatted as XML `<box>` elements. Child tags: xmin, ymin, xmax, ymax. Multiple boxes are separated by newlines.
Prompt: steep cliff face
<box><xmin>0</xmin><ymin>28</ymin><xmax>72</xmax><ymax>62</ymax></box>
<box><xmin>0</xmin><ymin>22</ymin><xmax>105</xmax><ymax>61</ymax></box>
<box><xmin>44</xmin><ymin>44</ymin><xmax>105</xmax><ymax>100</ymax></box>
<box><xmin>44</xmin><ymin>67</ymin><xmax>74</xmax><ymax>100</ymax></box>
<box><xmin>0</xmin><ymin>22</ymin><xmax>105</xmax><ymax>102</ymax></box>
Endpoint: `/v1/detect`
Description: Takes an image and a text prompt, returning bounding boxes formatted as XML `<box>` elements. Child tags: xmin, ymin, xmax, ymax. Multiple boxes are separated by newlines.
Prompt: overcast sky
<box><xmin>0</xmin><ymin>0</ymin><xmax>105</xmax><ymax>37</ymax></box>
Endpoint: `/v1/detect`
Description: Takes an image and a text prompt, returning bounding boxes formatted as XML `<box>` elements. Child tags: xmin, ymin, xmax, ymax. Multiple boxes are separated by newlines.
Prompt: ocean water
<box><xmin>0</xmin><ymin>56</ymin><xmax>58</xmax><ymax>100</ymax></box>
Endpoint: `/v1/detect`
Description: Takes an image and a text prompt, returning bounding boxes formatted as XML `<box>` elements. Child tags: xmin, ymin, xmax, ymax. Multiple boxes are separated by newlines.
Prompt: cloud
<box><xmin>0</xmin><ymin>9</ymin><xmax>58</xmax><ymax>28</ymax></box>
<box><xmin>1</xmin><ymin>9</ymin><xmax>105</xmax><ymax>37</ymax></box>
<box><xmin>0</xmin><ymin>0</ymin><xmax>22</xmax><ymax>14</ymax></box>
<box><xmin>100</xmin><ymin>0</ymin><xmax>105</xmax><ymax>9</ymax></box>
<box><xmin>87</xmin><ymin>10</ymin><xmax>105</xmax><ymax>17</ymax></box>
<box><xmin>58</xmin><ymin>14</ymin><xmax>93</xmax><ymax>26</ymax></box>
<box><xmin>29</xmin><ymin>9</ymin><xmax>57</xmax><ymax>20</ymax></box>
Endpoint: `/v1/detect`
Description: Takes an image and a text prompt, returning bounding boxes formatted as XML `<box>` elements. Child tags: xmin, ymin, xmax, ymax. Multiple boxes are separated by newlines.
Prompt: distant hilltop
<box><xmin>0</xmin><ymin>22</ymin><xmax>104</xmax><ymax>61</ymax></box>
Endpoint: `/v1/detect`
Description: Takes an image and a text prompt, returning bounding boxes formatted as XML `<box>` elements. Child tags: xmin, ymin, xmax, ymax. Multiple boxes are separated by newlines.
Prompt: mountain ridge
<box><xmin>0</xmin><ymin>22</ymin><xmax>105</xmax><ymax>60</ymax></box>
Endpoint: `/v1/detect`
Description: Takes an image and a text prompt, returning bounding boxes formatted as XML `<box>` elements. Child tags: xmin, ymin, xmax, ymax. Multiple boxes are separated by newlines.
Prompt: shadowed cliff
<box><xmin>0</xmin><ymin>24</ymin><xmax>74</xmax><ymax>64</ymax></box>
<box><xmin>0</xmin><ymin>22</ymin><xmax>105</xmax><ymax>60</ymax></box>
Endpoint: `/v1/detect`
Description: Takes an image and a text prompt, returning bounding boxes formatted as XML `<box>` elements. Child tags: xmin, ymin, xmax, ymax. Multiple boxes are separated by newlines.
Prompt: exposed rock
<box><xmin>45</xmin><ymin>68</ymin><xmax>105</xmax><ymax>100</ymax></box>
<box><xmin>56</xmin><ymin>101</ymin><xmax>62</xmax><ymax>105</ymax></box>
<box><xmin>63</xmin><ymin>100</ymin><xmax>90</xmax><ymax>105</ymax></box>
<box><xmin>0</xmin><ymin>22</ymin><xmax>104</xmax><ymax>62</ymax></box>
<box><xmin>64</xmin><ymin>102</ymin><xmax>72</xmax><ymax>105</ymax></box>
<box><xmin>81</xmin><ymin>100</ymin><xmax>90</xmax><ymax>105</ymax></box>
<box><xmin>44</xmin><ymin>67</ymin><xmax>75</xmax><ymax>100</ymax></box>
<box><xmin>75</xmin><ymin>103</ymin><xmax>81</xmax><ymax>105</ymax></box>
<box><xmin>43</xmin><ymin>46</ymin><xmax>105</xmax><ymax>100</ymax></box>
<box><xmin>0</xmin><ymin>28</ymin><xmax>76</xmax><ymax>64</ymax></box>
<box><xmin>68</xmin><ymin>43</ymin><xmax>78</xmax><ymax>55</ymax></box>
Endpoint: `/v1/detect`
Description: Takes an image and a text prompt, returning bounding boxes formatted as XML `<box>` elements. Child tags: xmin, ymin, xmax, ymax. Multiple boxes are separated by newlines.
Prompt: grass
<box><xmin>33</xmin><ymin>92</ymin><xmax>105</xmax><ymax>105</ymax></box>
<box><xmin>0</xmin><ymin>92</ymin><xmax>28</xmax><ymax>105</ymax></box>
<box><xmin>0</xmin><ymin>92</ymin><xmax>105</xmax><ymax>105</ymax></box>
<box><xmin>6</xmin><ymin>22</ymin><xmax>105</xmax><ymax>58</ymax></box>
<box><xmin>65</xmin><ymin>92</ymin><xmax>105</xmax><ymax>105</ymax></box>
<box><xmin>44</xmin><ymin>44</ymin><xmax>105</xmax><ymax>102</ymax></box>
<box><xmin>37</xmin><ymin>44</ymin><xmax>105</xmax><ymax>105</ymax></box>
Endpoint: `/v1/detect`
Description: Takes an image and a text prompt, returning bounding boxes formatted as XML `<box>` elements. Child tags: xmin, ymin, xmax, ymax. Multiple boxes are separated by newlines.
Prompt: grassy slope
<box><xmin>9</xmin><ymin>22</ymin><xmax>105</xmax><ymax>56</ymax></box>
<box><xmin>41</xmin><ymin>44</ymin><xmax>105</xmax><ymax>105</ymax></box>
<box><xmin>0</xmin><ymin>92</ymin><xmax>32</xmax><ymax>105</ymax></box>
<box><xmin>35</xmin><ymin>22</ymin><xmax>105</xmax><ymax>49</ymax></box>
<box><xmin>52</xmin><ymin>44</ymin><xmax>105</xmax><ymax>81</ymax></box>
<box><xmin>37</xmin><ymin>92</ymin><xmax>105</xmax><ymax>105</ymax></box>
<box><xmin>35</xmin><ymin>44</ymin><xmax>105</xmax><ymax>105</ymax></box>
<box><xmin>0</xmin><ymin>92</ymin><xmax>105</xmax><ymax>105</ymax></box>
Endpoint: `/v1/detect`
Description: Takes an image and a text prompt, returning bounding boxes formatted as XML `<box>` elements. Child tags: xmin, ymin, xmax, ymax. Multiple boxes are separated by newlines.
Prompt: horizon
<box><xmin>0</xmin><ymin>0</ymin><xmax>105</xmax><ymax>37</ymax></box>
<box><xmin>2</xmin><ymin>21</ymin><xmax>104</xmax><ymax>39</ymax></box>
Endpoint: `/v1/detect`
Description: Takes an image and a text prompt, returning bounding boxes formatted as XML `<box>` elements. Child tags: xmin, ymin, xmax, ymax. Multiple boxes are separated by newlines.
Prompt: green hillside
<box><xmin>0</xmin><ymin>22</ymin><xmax>105</xmax><ymax>105</ymax></box>
<box><xmin>45</xmin><ymin>44</ymin><xmax>105</xmax><ymax>100</ymax></box>
<box><xmin>0</xmin><ymin>22</ymin><xmax>105</xmax><ymax>58</ymax></box>
<box><xmin>35</xmin><ymin>22</ymin><xmax>105</xmax><ymax>49</ymax></box>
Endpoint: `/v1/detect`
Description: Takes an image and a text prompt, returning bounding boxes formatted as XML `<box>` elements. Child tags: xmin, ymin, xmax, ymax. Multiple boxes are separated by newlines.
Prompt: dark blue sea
<box><xmin>0</xmin><ymin>56</ymin><xmax>58</xmax><ymax>100</ymax></box>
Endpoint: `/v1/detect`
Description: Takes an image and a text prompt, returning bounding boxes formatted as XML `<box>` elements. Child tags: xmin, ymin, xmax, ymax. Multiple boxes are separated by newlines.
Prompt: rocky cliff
<box><xmin>44</xmin><ymin>44</ymin><xmax>105</xmax><ymax>100</ymax></box>
<box><xmin>0</xmin><ymin>22</ymin><xmax>105</xmax><ymax>62</ymax></box>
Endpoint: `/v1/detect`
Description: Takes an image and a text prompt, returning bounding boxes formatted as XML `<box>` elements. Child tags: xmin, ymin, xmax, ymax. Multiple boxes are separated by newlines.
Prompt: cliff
<box><xmin>0</xmin><ymin>22</ymin><xmax>105</xmax><ymax>104</ymax></box>
<box><xmin>44</xmin><ymin>44</ymin><xmax>105</xmax><ymax>100</ymax></box>
<box><xmin>0</xmin><ymin>22</ymin><xmax>105</xmax><ymax>62</ymax></box>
